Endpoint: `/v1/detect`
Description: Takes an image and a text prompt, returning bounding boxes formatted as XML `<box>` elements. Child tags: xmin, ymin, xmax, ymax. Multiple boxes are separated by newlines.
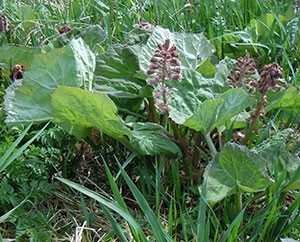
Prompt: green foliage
<box><xmin>94</xmin><ymin>44</ymin><xmax>148</xmax><ymax>98</ymax></box>
<box><xmin>0</xmin><ymin>45</ymin><xmax>41</xmax><ymax>69</ymax></box>
<box><xmin>129</xmin><ymin>122</ymin><xmax>182</xmax><ymax>157</ymax></box>
<box><xmin>168</xmin><ymin>66</ymin><xmax>229</xmax><ymax>125</ymax></box>
<box><xmin>255</xmin><ymin>129</ymin><xmax>300</xmax><ymax>191</ymax></box>
<box><xmin>4</xmin><ymin>38</ymin><xmax>95</xmax><ymax>126</ymax></box>
<box><xmin>0</xmin><ymin>122</ymin><xmax>62</xmax><ymax>241</ymax></box>
<box><xmin>203</xmin><ymin>143</ymin><xmax>269</xmax><ymax>203</ymax></box>
<box><xmin>0</xmin><ymin>0</ymin><xmax>299</xmax><ymax>241</ymax></box>
<box><xmin>52</xmin><ymin>86</ymin><xmax>130</xmax><ymax>140</ymax></box>
<box><xmin>0</xmin><ymin>179</ymin><xmax>58</xmax><ymax>241</ymax></box>
<box><xmin>184</xmin><ymin>88</ymin><xmax>255</xmax><ymax>135</ymax></box>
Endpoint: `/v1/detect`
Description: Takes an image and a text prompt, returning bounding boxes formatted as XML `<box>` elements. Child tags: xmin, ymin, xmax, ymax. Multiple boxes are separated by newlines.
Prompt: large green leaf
<box><xmin>204</xmin><ymin>143</ymin><xmax>269</xmax><ymax>203</ymax></box>
<box><xmin>93</xmin><ymin>27</ymin><xmax>229</xmax><ymax>121</ymax></box>
<box><xmin>4</xmin><ymin>38</ymin><xmax>95</xmax><ymax>126</ymax></box>
<box><xmin>265</xmin><ymin>86</ymin><xmax>300</xmax><ymax>112</ymax></box>
<box><xmin>0</xmin><ymin>45</ymin><xmax>41</xmax><ymax>69</ymax></box>
<box><xmin>185</xmin><ymin>98</ymin><xmax>223</xmax><ymax>134</ymax></box>
<box><xmin>129</xmin><ymin>122</ymin><xmax>181</xmax><ymax>157</ymax></box>
<box><xmin>184</xmin><ymin>89</ymin><xmax>255</xmax><ymax>134</ymax></box>
<box><xmin>255</xmin><ymin>130</ymin><xmax>300</xmax><ymax>190</ymax></box>
<box><xmin>94</xmin><ymin>44</ymin><xmax>150</xmax><ymax>98</ymax></box>
<box><xmin>52</xmin><ymin>86</ymin><xmax>130</xmax><ymax>141</ymax></box>
<box><xmin>138</xmin><ymin>27</ymin><xmax>215</xmax><ymax>71</ymax></box>
<box><xmin>167</xmin><ymin>57</ymin><xmax>233</xmax><ymax>124</ymax></box>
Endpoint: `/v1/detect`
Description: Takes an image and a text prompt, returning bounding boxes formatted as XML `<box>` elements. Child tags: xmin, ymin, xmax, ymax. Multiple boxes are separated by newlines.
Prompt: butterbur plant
<box><xmin>228</xmin><ymin>54</ymin><xmax>287</xmax><ymax>145</ymax></box>
<box><xmin>146</xmin><ymin>39</ymin><xmax>182</xmax><ymax>126</ymax></box>
<box><xmin>134</xmin><ymin>22</ymin><xmax>155</xmax><ymax>31</ymax></box>
<box><xmin>243</xmin><ymin>62</ymin><xmax>287</xmax><ymax>145</ymax></box>
<box><xmin>0</xmin><ymin>14</ymin><xmax>8</xmax><ymax>33</ymax></box>
<box><xmin>9</xmin><ymin>64</ymin><xmax>26</xmax><ymax>81</ymax></box>
<box><xmin>227</xmin><ymin>53</ymin><xmax>257</xmax><ymax>91</ymax></box>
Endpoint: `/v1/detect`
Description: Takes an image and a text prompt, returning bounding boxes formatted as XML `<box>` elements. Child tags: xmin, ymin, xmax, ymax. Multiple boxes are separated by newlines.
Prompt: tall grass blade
<box><xmin>155</xmin><ymin>157</ymin><xmax>166</xmax><ymax>216</ymax></box>
<box><xmin>0</xmin><ymin>122</ymin><xmax>50</xmax><ymax>172</ymax></box>
<box><xmin>0</xmin><ymin>192</ymin><xmax>31</xmax><ymax>223</ymax></box>
<box><xmin>57</xmin><ymin>177</ymin><xmax>147</xmax><ymax>241</ymax></box>
<box><xmin>80</xmin><ymin>193</ymin><xmax>90</xmax><ymax>227</ymax></box>
<box><xmin>247</xmin><ymin>199</ymin><xmax>276</xmax><ymax>242</ymax></box>
<box><xmin>219</xmin><ymin>206</ymin><xmax>246</xmax><ymax>242</ymax></box>
<box><xmin>102</xmin><ymin>157</ymin><xmax>128</xmax><ymax>211</ymax></box>
<box><xmin>100</xmin><ymin>204</ymin><xmax>129</xmax><ymax>242</ymax></box>
<box><xmin>102</xmin><ymin>155</ymin><xmax>142</xmax><ymax>240</ymax></box>
<box><xmin>271</xmin><ymin>195</ymin><xmax>300</xmax><ymax>239</ymax></box>
<box><xmin>0</xmin><ymin>123</ymin><xmax>32</xmax><ymax>171</ymax></box>
<box><xmin>197</xmin><ymin>182</ymin><xmax>209</xmax><ymax>242</ymax></box>
<box><xmin>116</xmin><ymin>159</ymin><xmax>173</xmax><ymax>242</ymax></box>
<box><xmin>115</xmin><ymin>153</ymin><xmax>136</xmax><ymax>181</ymax></box>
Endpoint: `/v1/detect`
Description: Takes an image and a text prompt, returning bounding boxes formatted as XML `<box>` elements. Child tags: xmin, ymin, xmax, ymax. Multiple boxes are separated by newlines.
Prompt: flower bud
<box><xmin>146</xmin><ymin>69</ymin><xmax>156</xmax><ymax>75</ymax></box>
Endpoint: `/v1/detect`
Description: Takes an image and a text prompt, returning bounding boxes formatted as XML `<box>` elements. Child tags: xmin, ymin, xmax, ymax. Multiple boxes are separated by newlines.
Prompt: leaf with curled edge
<box><xmin>52</xmin><ymin>86</ymin><xmax>130</xmax><ymax>141</ymax></box>
<box><xmin>184</xmin><ymin>88</ymin><xmax>255</xmax><ymax>134</ymax></box>
<box><xmin>4</xmin><ymin>38</ymin><xmax>95</xmax><ymax>127</ymax></box>
<box><xmin>138</xmin><ymin>26</ymin><xmax>215</xmax><ymax>72</ymax></box>
<box><xmin>129</xmin><ymin>122</ymin><xmax>182</xmax><ymax>157</ymax></box>
<box><xmin>204</xmin><ymin>143</ymin><xmax>269</xmax><ymax>203</ymax></box>
<box><xmin>94</xmin><ymin>44</ymin><xmax>151</xmax><ymax>98</ymax></box>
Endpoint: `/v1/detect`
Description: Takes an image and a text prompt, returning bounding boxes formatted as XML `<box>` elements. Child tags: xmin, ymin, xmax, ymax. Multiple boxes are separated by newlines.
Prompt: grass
<box><xmin>0</xmin><ymin>0</ymin><xmax>299</xmax><ymax>241</ymax></box>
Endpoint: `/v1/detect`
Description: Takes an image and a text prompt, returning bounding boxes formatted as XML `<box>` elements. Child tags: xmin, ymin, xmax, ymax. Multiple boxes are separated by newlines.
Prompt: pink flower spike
<box><xmin>154</xmin><ymin>90</ymin><xmax>163</xmax><ymax>99</ymax></box>
<box><xmin>147</xmin><ymin>78</ymin><xmax>157</xmax><ymax>85</ymax></box>
<box><xmin>155</xmin><ymin>102</ymin><xmax>171</xmax><ymax>113</ymax></box>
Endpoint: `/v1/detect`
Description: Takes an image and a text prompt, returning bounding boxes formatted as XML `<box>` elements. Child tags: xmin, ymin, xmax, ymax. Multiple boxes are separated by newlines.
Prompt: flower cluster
<box><xmin>227</xmin><ymin>54</ymin><xmax>287</xmax><ymax>145</ymax></box>
<box><xmin>134</xmin><ymin>22</ymin><xmax>154</xmax><ymax>31</ymax></box>
<box><xmin>58</xmin><ymin>25</ymin><xmax>73</xmax><ymax>35</ymax></box>
<box><xmin>258</xmin><ymin>62</ymin><xmax>286</xmax><ymax>94</ymax></box>
<box><xmin>227</xmin><ymin>53</ymin><xmax>257</xmax><ymax>91</ymax></box>
<box><xmin>146</xmin><ymin>39</ymin><xmax>182</xmax><ymax>113</ymax></box>
<box><xmin>0</xmin><ymin>14</ymin><xmax>8</xmax><ymax>32</ymax></box>
<box><xmin>10</xmin><ymin>64</ymin><xmax>26</xmax><ymax>81</ymax></box>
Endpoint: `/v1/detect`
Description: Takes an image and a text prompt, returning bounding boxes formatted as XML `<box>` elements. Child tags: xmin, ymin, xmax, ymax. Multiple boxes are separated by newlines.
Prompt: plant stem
<box><xmin>238</xmin><ymin>192</ymin><xmax>243</xmax><ymax>212</ymax></box>
<box><xmin>161</xmin><ymin>56</ymin><xmax>169</xmax><ymax>128</ymax></box>
<box><xmin>205</xmin><ymin>133</ymin><xmax>217</xmax><ymax>157</ymax></box>
<box><xmin>243</xmin><ymin>95</ymin><xmax>266</xmax><ymax>146</ymax></box>
<box><xmin>147</xmin><ymin>97</ymin><xmax>158</xmax><ymax>123</ymax></box>
<box><xmin>237</xmin><ymin>191</ymin><xmax>244</xmax><ymax>242</ymax></box>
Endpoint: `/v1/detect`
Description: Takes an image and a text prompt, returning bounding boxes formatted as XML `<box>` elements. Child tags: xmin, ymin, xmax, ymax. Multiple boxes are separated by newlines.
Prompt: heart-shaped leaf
<box><xmin>52</xmin><ymin>86</ymin><xmax>130</xmax><ymax>141</ymax></box>
<box><xmin>5</xmin><ymin>38</ymin><xmax>95</xmax><ymax>126</ymax></box>
<box><xmin>167</xmin><ymin>69</ymin><xmax>227</xmax><ymax>124</ymax></box>
<box><xmin>184</xmin><ymin>88</ymin><xmax>255</xmax><ymax>134</ymax></box>
<box><xmin>138</xmin><ymin>27</ymin><xmax>215</xmax><ymax>71</ymax></box>
<box><xmin>129</xmin><ymin>122</ymin><xmax>182</xmax><ymax>157</ymax></box>
<box><xmin>94</xmin><ymin>44</ymin><xmax>149</xmax><ymax>98</ymax></box>
<box><xmin>255</xmin><ymin>129</ymin><xmax>300</xmax><ymax>191</ymax></box>
<box><xmin>204</xmin><ymin>143</ymin><xmax>269</xmax><ymax>203</ymax></box>
<box><xmin>167</xmin><ymin>57</ymin><xmax>234</xmax><ymax>125</ymax></box>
